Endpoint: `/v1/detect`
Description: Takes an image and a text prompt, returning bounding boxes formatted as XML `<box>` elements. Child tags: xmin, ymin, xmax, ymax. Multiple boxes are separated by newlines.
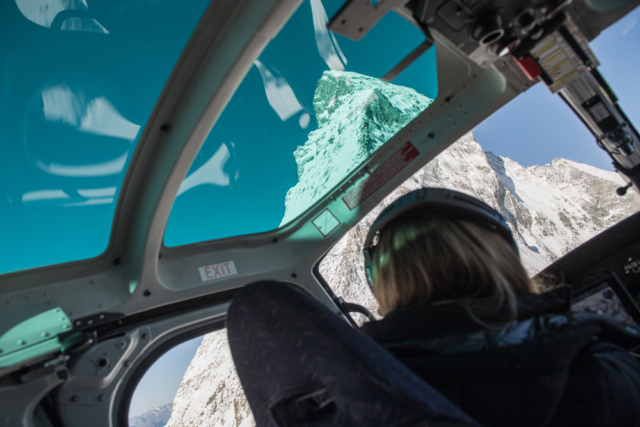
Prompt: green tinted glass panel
<box><xmin>0</xmin><ymin>307</ymin><xmax>70</xmax><ymax>368</ymax></box>
<box><xmin>0</xmin><ymin>0</ymin><xmax>211</xmax><ymax>274</ymax></box>
<box><xmin>165</xmin><ymin>0</ymin><xmax>438</xmax><ymax>246</ymax></box>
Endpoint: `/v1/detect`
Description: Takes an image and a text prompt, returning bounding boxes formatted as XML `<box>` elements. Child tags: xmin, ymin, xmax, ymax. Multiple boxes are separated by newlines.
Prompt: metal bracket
<box><xmin>55</xmin><ymin>328</ymin><xmax>149</xmax><ymax>427</ymax></box>
<box><xmin>382</xmin><ymin>39</ymin><xmax>433</xmax><ymax>82</ymax></box>
<box><xmin>328</xmin><ymin>0</ymin><xmax>408</xmax><ymax>41</ymax></box>
<box><xmin>0</xmin><ymin>366</ymin><xmax>67</xmax><ymax>427</ymax></box>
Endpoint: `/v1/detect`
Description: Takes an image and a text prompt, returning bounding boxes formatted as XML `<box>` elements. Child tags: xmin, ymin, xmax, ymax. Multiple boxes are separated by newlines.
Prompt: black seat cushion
<box><xmin>226</xmin><ymin>281</ymin><xmax>479</xmax><ymax>427</ymax></box>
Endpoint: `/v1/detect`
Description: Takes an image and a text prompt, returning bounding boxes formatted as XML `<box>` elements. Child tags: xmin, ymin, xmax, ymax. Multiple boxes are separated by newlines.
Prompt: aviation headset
<box><xmin>362</xmin><ymin>188</ymin><xmax>519</xmax><ymax>288</ymax></box>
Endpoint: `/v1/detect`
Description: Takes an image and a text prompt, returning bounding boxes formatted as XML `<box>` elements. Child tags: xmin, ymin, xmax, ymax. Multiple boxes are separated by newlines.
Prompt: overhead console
<box><xmin>329</xmin><ymin>0</ymin><xmax>640</xmax><ymax>195</ymax></box>
<box><xmin>538</xmin><ymin>212</ymin><xmax>640</xmax><ymax>324</ymax></box>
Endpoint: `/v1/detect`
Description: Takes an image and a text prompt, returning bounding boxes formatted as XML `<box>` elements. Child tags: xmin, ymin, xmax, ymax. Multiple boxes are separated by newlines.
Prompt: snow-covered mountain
<box><xmin>164</xmin><ymin>331</ymin><xmax>253</xmax><ymax>427</ymax></box>
<box><xmin>129</xmin><ymin>403</ymin><xmax>172</xmax><ymax>427</ymax></box>
<box><xmin>280</xmin><ymin>71</ymin><xmax>433</xmax><ymax>225</ymax></box>
<box><xmin>165</xmin><ymin>72</ymin><xmax>640</xmax><ymax>427</ymax></box>
<box><xmin>320</xmin><ymin>131</ymin><xmax>640</xmax><ymax>318</ymax></box>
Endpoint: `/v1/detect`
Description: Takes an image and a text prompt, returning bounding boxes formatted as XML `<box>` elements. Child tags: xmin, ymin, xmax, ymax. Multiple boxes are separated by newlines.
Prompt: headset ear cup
<box><xmin>366</xmin><ymin>266</ymin><xmax>374</xmax><ymax>289</ymax></box>
<box><xmin>363</xmin><ymin>249</ymin><xmax>374</xmax><ymax>288</ymax></box>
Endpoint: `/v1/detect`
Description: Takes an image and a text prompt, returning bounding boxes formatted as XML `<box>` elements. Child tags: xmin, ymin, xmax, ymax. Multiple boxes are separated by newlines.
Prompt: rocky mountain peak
<box><xmin>281</xmin><ymin>71</ymin><xmax>434</xmax><ymax>224</ymax></box>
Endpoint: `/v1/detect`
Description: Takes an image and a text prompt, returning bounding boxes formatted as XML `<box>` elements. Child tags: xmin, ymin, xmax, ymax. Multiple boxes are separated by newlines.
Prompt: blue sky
<box><xmin>129</xmin><ymin>4</ymin><xmax>640</xmax><ymax>418</ymax></box>
<box><xmin>129</xmin><ymin>336</ymin><xmax>203</xmax><ymax>417</ymax></box>
<box><xmin>475</xmin><ymin>6</ymin><xmax>640</xmax><ymax>171</ymax></box>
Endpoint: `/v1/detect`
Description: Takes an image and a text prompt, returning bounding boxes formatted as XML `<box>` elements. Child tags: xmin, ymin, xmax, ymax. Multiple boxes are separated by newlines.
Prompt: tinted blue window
<box><xmin>0</xmin><ymin>0</ymin><xmax>210</xmax><ymax>274</ymax></box>
<box><xmin>165</xmin><ymin>0</ymin><xmax>438</xmax><ymax>246</ymax></box>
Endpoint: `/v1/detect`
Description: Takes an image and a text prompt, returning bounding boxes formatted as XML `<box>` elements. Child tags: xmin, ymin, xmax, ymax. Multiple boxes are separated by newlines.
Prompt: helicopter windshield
<box><xmin>163</xmin><ymin>0</ymin><xmax>439</xmax><ymax>246</ymax></box>
<box><xmin>0</xmin><ymin>0</ymin><xmax>211</xmax><ymax>274</ymax></box>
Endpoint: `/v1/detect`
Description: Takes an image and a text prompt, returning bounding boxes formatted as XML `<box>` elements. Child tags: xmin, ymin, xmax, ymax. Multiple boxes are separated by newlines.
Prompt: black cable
<box><xmin>340</xmin><ymin>302</ymin><xmax>376</xmax><ymax>322</ymax></box>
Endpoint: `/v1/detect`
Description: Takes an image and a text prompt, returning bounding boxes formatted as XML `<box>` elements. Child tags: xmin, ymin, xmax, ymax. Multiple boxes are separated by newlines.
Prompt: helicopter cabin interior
<box><xmin>1</xmin><ymin>0</ymin><xmax>640</xmax><ymax>426</ymax></box>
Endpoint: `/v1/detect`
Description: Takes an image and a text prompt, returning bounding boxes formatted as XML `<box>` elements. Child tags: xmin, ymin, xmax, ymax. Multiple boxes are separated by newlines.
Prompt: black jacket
<box><xmin>360</xmin><ymin>286</ymin><xmax>640</xmax><ymax>427</ymax></box>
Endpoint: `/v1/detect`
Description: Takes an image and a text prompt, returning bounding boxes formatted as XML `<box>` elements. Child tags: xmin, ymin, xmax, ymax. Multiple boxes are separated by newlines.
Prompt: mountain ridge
<box><xmin>129</xmin><ymin>403</ymin><xmax>172</xmax><ymax>427</ymax></box>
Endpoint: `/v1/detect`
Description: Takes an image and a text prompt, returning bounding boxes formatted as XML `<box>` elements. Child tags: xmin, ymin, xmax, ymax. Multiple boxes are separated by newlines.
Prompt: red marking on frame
<box><xmin>343</xmin><ymin>141</ymin><xmax>419</xmax><ymax>210</ymax></box>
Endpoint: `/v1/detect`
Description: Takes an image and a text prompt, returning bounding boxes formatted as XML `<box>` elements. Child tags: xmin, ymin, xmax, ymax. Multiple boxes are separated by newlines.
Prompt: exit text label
<box><xmin>198</xmin><ymin>261</ymin><xmax>238</xmax><ymax>282</ymax></box>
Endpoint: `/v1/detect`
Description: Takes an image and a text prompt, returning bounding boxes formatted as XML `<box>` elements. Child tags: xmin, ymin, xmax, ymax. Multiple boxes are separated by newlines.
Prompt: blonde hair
<box><xmin>371</xmin><ymin>214</ymin><xmax>538</xmax><ymax>318</ymax></box>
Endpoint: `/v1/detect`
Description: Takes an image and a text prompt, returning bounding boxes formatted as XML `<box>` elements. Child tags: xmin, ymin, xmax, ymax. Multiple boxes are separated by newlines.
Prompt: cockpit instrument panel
<box><xmin>541</xmin><ymin>212</ymin><xmax>640</xmax><ymax>322</ymax></box>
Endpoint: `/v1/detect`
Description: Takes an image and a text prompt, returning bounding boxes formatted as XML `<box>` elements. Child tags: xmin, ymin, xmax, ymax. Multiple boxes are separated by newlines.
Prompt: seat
<box><xmin>226</xmin><ymin>281</ymin><xmax>480</xmax><ymax>427</ymax></box>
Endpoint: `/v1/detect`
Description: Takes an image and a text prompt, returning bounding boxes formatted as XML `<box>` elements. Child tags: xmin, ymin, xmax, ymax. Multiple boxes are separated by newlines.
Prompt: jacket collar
<box><xmin>360</xmin><ymin>286</ymin><xmax>572</xmax><ymax>345</ymax></box>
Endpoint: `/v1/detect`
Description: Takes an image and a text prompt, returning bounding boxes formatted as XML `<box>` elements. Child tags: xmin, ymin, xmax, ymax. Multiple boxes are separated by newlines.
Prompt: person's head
<box><xmin>364</xmin><ymin>189</ymin><xmax>538</xmax><ymax>317</ymax></box>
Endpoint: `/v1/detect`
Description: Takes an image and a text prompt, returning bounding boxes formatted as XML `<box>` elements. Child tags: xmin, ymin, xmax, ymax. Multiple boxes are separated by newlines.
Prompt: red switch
<box><xmin>512</xmin><ymin>54</ymin><xmax>542</xmax><ymax>80</ymax></box>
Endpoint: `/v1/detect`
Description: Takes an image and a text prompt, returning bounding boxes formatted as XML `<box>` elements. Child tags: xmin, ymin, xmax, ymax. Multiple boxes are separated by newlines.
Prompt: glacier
<box><xmin>164</xmin><ymin>71</ymin><xmax>640</xmax><ymax>427</ymax></box>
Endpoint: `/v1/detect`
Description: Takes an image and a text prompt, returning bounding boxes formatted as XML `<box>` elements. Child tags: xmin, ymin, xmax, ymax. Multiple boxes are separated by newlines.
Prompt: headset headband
<box><xmin>363</xmin><ymin>188</ymin><xmax>518</xmax><ymax>288</ymax></box>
